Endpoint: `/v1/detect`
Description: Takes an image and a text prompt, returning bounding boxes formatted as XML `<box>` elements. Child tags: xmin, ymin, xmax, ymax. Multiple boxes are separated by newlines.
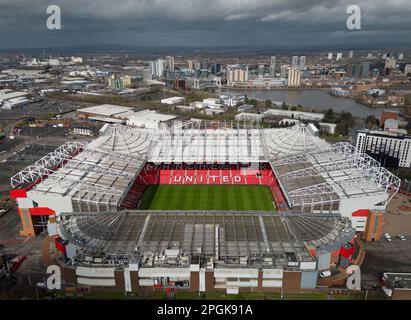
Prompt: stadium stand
<box><xmin>122</xmin><ymin>163</ymin><xmax>288</xmax><ymax>210</ymax></box>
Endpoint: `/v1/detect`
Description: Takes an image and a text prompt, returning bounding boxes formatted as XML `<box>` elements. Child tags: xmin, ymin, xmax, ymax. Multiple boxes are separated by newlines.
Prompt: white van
<box><xmin>319</xmin><ymin>270</ymin><xmax>332</xmax><ymax>278</ymax></box>
<box><xmin>384</xmin><ymin>233</ymin><xmax>392</xmax><ymax>242</ymax></box>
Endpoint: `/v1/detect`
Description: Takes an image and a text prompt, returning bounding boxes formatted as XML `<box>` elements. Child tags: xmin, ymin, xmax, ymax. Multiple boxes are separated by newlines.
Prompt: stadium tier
<box><xmin>8</xmin><ymin>122</ymin><xmax>400</xmax><ymax>293</ymax></box>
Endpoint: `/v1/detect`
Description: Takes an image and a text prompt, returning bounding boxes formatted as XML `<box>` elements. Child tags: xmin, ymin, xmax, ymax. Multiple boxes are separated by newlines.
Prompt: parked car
<box><xmin>384</xmin><ymin>233</ymin><xmax>392</xmax><ymax>242</ymax></box>
<box><xmin>398</xmin><ymin>234</ymin><xmax>407</xmax><ymax>241</ymax></box>
<box><xmin>319</xmin><ymin>270</ymin><xmax>332</xmax><ymax>278</ymax></box>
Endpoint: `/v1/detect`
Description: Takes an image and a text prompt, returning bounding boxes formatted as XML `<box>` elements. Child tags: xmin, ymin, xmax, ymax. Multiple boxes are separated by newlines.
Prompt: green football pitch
<box><xmin>139</xmin><ymin>185</ymin><xmax>276</xmax><ymax>211</ymax></box>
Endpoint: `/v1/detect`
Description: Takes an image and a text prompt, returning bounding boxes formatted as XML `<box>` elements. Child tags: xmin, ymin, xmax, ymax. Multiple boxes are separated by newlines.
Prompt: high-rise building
<box><xmin>347</xmin><ymin>63</ymin><xmax>361</xmax><ymax>78</ymax></box>
<box><xmin>385</xmin><ymin>58</ymin><xmax>397</xmax><ymax>69</ymax></box>
<box><xmin>166</xmin><ymin>56</ymin><xmax>175</xmax><ymax>71</ymax></box>
<box><xmin>336</xmin><ymin>53</ymin><xmax>343</xmax><ymax>61</ymax></box>
<box><xmin>299</xmin><ymin>56</ymin><xmax>306</xmax><ymax>69</ymax></box>
<box><xmin>226</xmin><ymin>65</ymin><xmax>249</xmax><ymax>85</ymax></box>
<box><xmin>360</xmin><ymin>61</ymin><xmax>371</xmax><ymax>78</ymax></box>
<box><xmin>187</xmin><ymin>60</ymin><xmax>194</xmax><ymax>71</ymax></box>
<box><xmin>398</xmin><ymin>53</ymin><xmax>404</xmax><ymax>60</ymax></box>
<box><xmin>287</xmin><ymin>67</ymin><xmax>301</xmax><ymax>87</ymax></box>
<box><xmin>210</xmin><ymin>63</ymin><xmax>221</xmax><ymax>74</ymax></box>
<box><xmin>349</xmin><ymin>50</ymin><xmax>354</xmax><ymax>59</ymax></box>
<box><xmin>291</xmin><ymin>56</ymin><xmax>298</xmax><ymax>68</ymax></box>
<box><xmin>280</xmin><ymin>65</ymin><xmax>289</xmax><ymax>78</ymax></box>
<box><xmin>328</xmin><ymin>52</ymin><xmax>333</xmax><ymax>60</ymax></box>
<box><xmin>269</xmin><ymin>56</ymin><xmax>276</xmax><ymax>77</ymax></box>
<box><xmin>404</xmin><ymin>64</ymin><xmax>411</xmax><ymax>76</ymax></box>
<box><xmin>356</xmin><ymin>129</ymin><xmax>411</xmax><ymax>168</ymax></box>
<box><xmin>258</xmin><ymin>64</ymin><xmax>265</xmax><ymax>79</ymax></box>
<box><xmin>149</xmin><ymin>59</ymin><xmax>166</xmax><ymax>78</ymax></box>
<box><xmin>193</xmin><ymin>62</ymin><xmax>201</xmax><ymax>70</ymax></box>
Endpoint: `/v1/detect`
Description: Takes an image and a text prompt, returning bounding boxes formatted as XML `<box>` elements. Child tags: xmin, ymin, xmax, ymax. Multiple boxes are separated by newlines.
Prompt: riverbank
<box><xmin>218</xmin><ymin>88</ymin><xmax>397</xmax><ymax>118</ymax></box>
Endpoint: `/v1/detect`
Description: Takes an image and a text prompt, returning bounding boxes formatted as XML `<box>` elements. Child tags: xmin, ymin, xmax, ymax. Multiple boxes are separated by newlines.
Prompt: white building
<box><xmin>203</xmin><ymin>98</ymin><xmax>222</xmax><ymax>109</ymax></box>
<box><xmin>149</xmin><ymin>59</ymin><xmax>166</xmax><ymax>78</ymax></box>
<box><xmin>226</xmin><ymin>65</ymin><xmax>249</xmax><ymax>85</ymax></box>
<box><xmin>287</xmin><ymin>68</ymin><xmax>301</xmax><ymax>87</ymax></box>
<box><xmin>0</xmin><ymin>89</ymin><xmax>30</xmax><ymax>109</ymax></box>
<box><xmin>161</xmin><ymin>96</ymin><xmax>185</xmax><ymax>105</ymax></box>
<box><xmin>126</xmin><ymin>110</ymin><xmax>177</xmax><ymax>129</ymax></box>
<box><xmin>356</xmin><ymin>129</ymin><xmax>411</xmax><ymax>168</ymax></box>
<box><xmin>263</xmin><ymin>109</ymin><xmax>325</xmax><ymax>122</ymax></box>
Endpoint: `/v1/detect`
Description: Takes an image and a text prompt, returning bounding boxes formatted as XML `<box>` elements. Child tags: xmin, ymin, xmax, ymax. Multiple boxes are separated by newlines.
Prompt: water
<box><xmin>219</xmin><ymin>88</ymin><xmax>398</xmax><ymax>118</ymax></box>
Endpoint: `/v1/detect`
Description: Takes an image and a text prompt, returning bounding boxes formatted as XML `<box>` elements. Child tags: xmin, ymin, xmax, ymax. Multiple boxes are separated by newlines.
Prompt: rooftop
<box><xmin>271</xmin><ymin>143</ymin><xmax>401</xmax><ymax>211</ymax></box>
<box><xmin>77</xmin><ymin>104</ymin><xmax>134</xmax><ymax>117</ymax></box>
<box><xmin>58</xmin><ymin>210</ymin><xmax>354</xmax><ymax>268</ymax></box>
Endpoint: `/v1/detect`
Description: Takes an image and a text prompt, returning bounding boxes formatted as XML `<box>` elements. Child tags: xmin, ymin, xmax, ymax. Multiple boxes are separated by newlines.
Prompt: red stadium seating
<box><xmin>120</xmin><ymin>163</ymin><xmax>289</xmax><ymax>210</ymax></box>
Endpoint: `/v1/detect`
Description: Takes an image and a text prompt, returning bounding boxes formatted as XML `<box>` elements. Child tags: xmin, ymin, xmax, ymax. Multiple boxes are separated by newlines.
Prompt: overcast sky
<box><xmin>1</xmin><ymin>0</ymin><xmax>411</xmax><ymax>50</ymax></box>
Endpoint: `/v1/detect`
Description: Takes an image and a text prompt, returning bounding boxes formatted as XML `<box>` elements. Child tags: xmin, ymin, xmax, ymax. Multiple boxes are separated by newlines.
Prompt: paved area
<box><xmin>362</xmin><ymin>234</ymin><xmax>411</xmax><ymax>289</ymax></box>
<box><xmin>0</xmin><ymin>207</ymin><xmax>47</xmax><ymax>299</ymax></box>
<box><xmin>386</xmin><ymin>193</ymin><xmax>411</xmax><ymax>216</ymax></box>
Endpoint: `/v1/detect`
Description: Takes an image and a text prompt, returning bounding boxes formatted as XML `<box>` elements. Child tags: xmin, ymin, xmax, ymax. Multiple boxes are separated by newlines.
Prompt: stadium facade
<box><xmin>9</xmin><ymin>122</ymin><xmax>400</xmax><ymax>294</ymax></box>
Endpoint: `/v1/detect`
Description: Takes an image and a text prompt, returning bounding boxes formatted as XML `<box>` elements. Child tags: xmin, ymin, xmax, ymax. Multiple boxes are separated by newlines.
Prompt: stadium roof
<box><xmin>149</xmin><ymin>121</ymin><xmax>328</xmax><ymax>163</ymax></box>
<box><xmin>271</xmin><ymin>142</ymin><xmax>401</xmax><ymax>212</ymax></box>
<box><xmin>13</xmin><ymin>123</ymin><xmax>398</xmax><ymax>214</ymax></box>
<box><xmin>10</xmin><ymin>125</ymin><xmax>153</xmax><ymax>210</ymax></box>
<box><xmin>58</xmin><ymin>211</ymin><xmax>354</xmax><ymax>268</ymax></box>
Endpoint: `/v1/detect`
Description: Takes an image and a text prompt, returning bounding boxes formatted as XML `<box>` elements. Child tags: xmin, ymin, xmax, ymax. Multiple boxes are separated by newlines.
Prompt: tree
<box><xmin>325</xmin><ymin>108</ymin><xmax>334</xmax><ymax>122</ymax></box>
<box><xmin>249</xmin><ymin>99</ymin><xmax>258</xmax><ymax>107</ymax></box>
<box><xmin>365</xmin><ymin>115</ymin><xmax>379</xmax><ymax>129</ymax></box>
<box><xmin>282</xmin><ymin>104</ymin><xmax>289</xmax><ymax>110</ymax></box>
<box><xmin>290</xmin><ymin>106</ymin><xmax>297</xmax><ymax>111</ymax></box>
<box><xmin>265</xmin><ymin>99</ymin><xmax>272</xmax><ymax>108</ymax></box>
<box><xmin>336</xmin><ymin>122</ymin><xmax>349</xmax><ymax>136</ymax></box>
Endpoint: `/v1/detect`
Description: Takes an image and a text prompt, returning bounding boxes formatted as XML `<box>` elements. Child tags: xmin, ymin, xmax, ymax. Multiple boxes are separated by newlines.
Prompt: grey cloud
<box><xmin>0</xmin><ymin>0</ymin><xmax>410</xmax><ymax>49</ymax></box>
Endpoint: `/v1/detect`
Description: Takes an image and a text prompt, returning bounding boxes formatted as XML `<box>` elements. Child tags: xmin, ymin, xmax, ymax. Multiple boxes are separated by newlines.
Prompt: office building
<box><xmin>270</xmin><ymin>56</ymin><xmax>276</xmax><ymax>77</ymax></box>
<box><xmin>299</xmin><ymin>56</ymin><xmax>306</xmax><ymax>69</ymax></box>
<box><xmin>149</xmin><ymin>59</ymin><xmax>166</xmax><ymax>78</ymax></box>
<box><xmin>258</xmin><ymin>64</ymin><xmax>265</xmax><ymax>79</ymax></box>
<box><xmin>280</xmin><ymin>65</ymin><xmax>289</xmax><ymax>78</ymax></box>
<box><xmin>166</xmin><ymin>56</ymin><xmax>175</xmax><ymax>71</ymax></box>
<box><xmin>356</xmin><ymin>129</ymin><xmax>411</xmax><ymax>168</ymax></box>
<box><xmin>291</xmin><ymin>56</ymin><xmax>298</xmax><ymax>68</ymax></box>
<box><xmin>360</xmin><ymin>61</ymin><xmax>371</xmax><ymax>78</ymax></box>
<box><xmin>336</xmin><ymin>53</ymin><xmax>343</xmax><ymax>61</ymax></box>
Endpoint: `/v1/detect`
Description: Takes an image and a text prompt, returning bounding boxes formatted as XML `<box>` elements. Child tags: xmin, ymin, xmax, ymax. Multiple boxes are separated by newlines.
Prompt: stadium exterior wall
<box><xmin>339</xmin><ymin>194</ymin><xmax>388</xmax><ymax>219</ymax></box>
<box><xmin>60</xmin><ymin>265</ymin><xmax>314</xmax><ymax>294</ymax></box>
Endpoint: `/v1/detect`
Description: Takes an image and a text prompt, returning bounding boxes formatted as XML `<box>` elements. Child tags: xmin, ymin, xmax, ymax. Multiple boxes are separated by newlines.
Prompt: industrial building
<box><xmin>9</xmin><ymin>123</ymin><xmax>400</xmax><ymax>294</ymax></box>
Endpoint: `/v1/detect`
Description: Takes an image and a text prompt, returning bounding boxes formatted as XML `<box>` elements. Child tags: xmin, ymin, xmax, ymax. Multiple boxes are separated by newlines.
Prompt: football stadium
<box><xmin>9</xmin><ymin>122</ymin><xmax>401</xmax><ymax>294</ymax></box>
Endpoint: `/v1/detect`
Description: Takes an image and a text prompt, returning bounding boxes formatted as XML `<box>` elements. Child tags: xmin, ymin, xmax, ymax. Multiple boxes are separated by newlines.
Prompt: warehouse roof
<box><xmin>77</xmin><ymin>104</ymin><xmax>134</xmax><ymax>117</ymax></box>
